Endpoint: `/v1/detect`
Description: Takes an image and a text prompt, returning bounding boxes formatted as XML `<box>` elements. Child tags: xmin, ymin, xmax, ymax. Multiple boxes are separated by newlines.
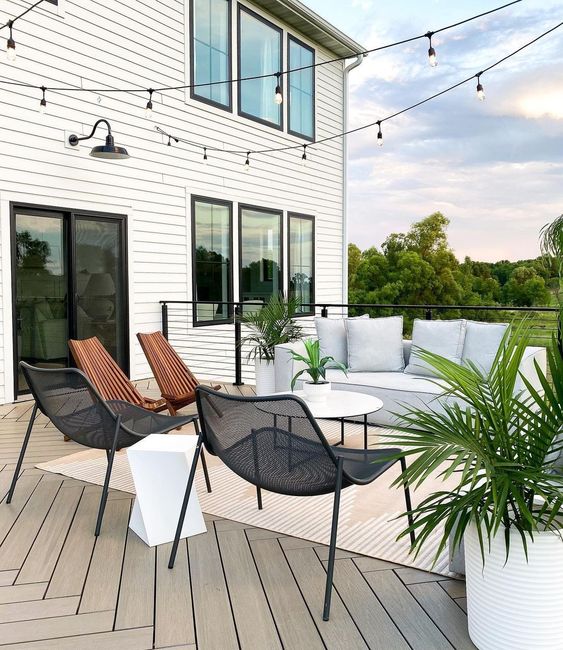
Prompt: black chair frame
<box><xmin>6</xmin><ymin>362</ymin><xmax>212</xmax><ymax>537</ymax></box>
<box><xmin>168</xmin><ymin>386</ymin><xmax>415</xmax><ymax>621</ymax></box>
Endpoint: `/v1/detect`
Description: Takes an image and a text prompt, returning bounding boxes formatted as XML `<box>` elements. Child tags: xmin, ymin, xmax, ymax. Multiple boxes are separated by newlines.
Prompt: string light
<box><xmin>426</xmin><ymin>32</ymin><xmax>437</xmax><ymax>67</ymax></box>
<box><xmin>39</xmin><ymin>86</ymin><xmax>47</xmax><ymax>114</ymax></box>
<box><xmin>274</xmin><ymin>73</ymin><xmax>283</xmax><ymax>105</ymax></box>
<box><xmin>0</xmin><ymin>2</ymin><xmax>523</xmax><ymax>98</ymax></box>
<box><xmin>154</xmin><ymin>18</ymin><xmax>563</xmax><ymax>166</ymax></box>
<box><xmin>145</xmin><ymin>89</ymin><xmax>154</xmax><ymax>118</ymax></box>
<box><xmin>244</xmin><ymin>152</ymin><xmax>250</xmax><ymax>172</ymax></box>
<box><xmin>203</xmin><ymin>147</ymin><xmax>208</xmax><ymax>164</ymax></box>
<box><xmin>6</xmin><ymin>21</ymin><xmax>16</xmax><ymax>61</ymax></box>
<box><xmin>301</xmin><ymin>145</ymin><xmax>307</xmax><ymax>166</ymax></box>
<box><xmin>476</xmin><ymin>73</ymin><xmax>485</xmax><ymax>101</ymax></box>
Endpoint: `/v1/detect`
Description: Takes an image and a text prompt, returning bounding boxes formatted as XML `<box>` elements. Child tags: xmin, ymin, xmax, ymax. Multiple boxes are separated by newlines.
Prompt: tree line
<box><xmin>348</xmin><ymin>212</ymin><xmax>557</xmax><ymax>310</ymax></box>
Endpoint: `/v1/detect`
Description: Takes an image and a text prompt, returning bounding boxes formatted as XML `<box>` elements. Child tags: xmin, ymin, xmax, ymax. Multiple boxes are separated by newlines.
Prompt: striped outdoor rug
<box><xmin>37</xmin><ymin>420</ymin><xmax>459</xmax><ymax>578</ymax></box>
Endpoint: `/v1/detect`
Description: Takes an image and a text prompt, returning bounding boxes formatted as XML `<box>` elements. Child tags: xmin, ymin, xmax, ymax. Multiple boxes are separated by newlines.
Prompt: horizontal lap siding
<box><xmin>0</xmin><ymin>0</ymin><xmax>345</xmax><ymax>398</ymax></box>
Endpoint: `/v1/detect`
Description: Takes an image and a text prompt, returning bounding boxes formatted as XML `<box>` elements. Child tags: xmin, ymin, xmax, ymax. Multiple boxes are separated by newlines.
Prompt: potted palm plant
<box><xmin>389</xmin><ymin>324</ymin><xmax>563</xmax><ymax>650</ymax></box>
<box><xmin>290</xmin><ymin>339</ymin><xmax>348</xmax><ymax>402</ymax></box>
<box><xmin>240</xmin><ymin>294</ymin><xmax>303</xmax><ymax>395</ymax></box>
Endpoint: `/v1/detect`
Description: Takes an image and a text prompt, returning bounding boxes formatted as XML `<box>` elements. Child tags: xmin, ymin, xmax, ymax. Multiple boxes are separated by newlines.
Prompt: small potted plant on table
<box><xmin>240</xmin><ymin>295</ymin><xmax>303</xmax><ymax>395</ymax></box>
<box><xmin>290</xmin><ymin>339</ymin><xmax>348</xmax><ymax>402</ymax></box>
<box><xmin>389</xmin><ymin>325</ymin><xmax>563</xmax><ymax>650</ymax></box>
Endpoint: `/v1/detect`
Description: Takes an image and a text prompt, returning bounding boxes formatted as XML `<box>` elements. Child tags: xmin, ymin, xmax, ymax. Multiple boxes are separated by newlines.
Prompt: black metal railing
<box><xmin>159</xmin><ymin>300</ymin><xmax>561</xmax><ymax>386</ymax></box>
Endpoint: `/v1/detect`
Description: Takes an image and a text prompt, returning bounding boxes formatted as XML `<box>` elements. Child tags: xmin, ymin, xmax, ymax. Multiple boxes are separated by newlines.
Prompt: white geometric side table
<box><xmin>127</xmin><ymin>434</ymin><xmax>207</xmax><ymax>547</ymax></box>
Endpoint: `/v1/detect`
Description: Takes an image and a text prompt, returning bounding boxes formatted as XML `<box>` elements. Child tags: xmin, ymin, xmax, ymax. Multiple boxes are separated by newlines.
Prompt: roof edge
<box><xmin>261</xmin><ymin>0</ymin><xmax>366</xmax><ymax>57</ymax></box>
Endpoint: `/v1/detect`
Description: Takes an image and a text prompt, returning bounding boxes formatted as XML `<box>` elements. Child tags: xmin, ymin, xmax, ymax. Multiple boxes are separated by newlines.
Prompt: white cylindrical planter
<box><xmin>254</xmin><ymin>358</ymin><xmax>276</xmax><ymax>396</ymax></box>
<box><xmin>303</xmin><ymin>381</ymin><xmax>331</xmax><ymax>403</ymax></box>
<box><xmin>465</xmin><ymin>522</ymin><xmax>563</xmax><ymax>650</ymax></box>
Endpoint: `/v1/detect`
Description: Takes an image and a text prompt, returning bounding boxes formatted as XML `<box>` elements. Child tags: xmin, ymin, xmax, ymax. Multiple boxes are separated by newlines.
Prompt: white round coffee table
<box><xmin>276</xmin><ymin>390</ymin><xmax>383</xmax><ymax>449</ymax></box>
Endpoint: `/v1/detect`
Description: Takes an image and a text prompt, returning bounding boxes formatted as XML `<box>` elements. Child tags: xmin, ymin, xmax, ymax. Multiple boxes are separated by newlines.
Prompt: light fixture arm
<box><xmin>68</xmin><ymin>119</ymin><xmax>113</xmax><ymax>147</ymax></box>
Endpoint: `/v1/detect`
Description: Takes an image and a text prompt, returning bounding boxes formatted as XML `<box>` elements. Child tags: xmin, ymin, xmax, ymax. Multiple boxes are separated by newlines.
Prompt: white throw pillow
<box><xmin>315</xmin><ymin>315</ymin><xmax>368</xmax><ymax>367</ymax></box>
<box><xmin>404</xmin><ymin>319</ymin><xmax>467</xmax><ymax>378</ymax></box>
<box><xmin>462</xmin><ymin>321</ymin><xmax>509</xmax><ymax>376</ymax></box>
<box><xmin>346</xmin><ymin>316</ymin><xmax>405</xmax><ymax>372</ymax></box>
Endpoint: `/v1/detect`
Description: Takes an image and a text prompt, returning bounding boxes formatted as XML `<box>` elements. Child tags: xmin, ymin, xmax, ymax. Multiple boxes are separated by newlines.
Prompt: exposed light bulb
<box><xmin>38</xmin><ymin>87</ymin><xmax>47</xmax><ymax>114</ymax></box>
<box><xmin>244</xmin><ymin>152</ymin><xmax>250</xmax><ymax>172</ymax></box>
<box><xmin>203</xmin><ymin>148</ymin><xmax>208</xmax><ymax>164</ymax></box>
<box><xmin>6</xmin><ymin>23</ymin><xmax>16</xmax><ymax>62</ymax></box>
<box><xmin>476</xmin><ymin>80</ymin><xmax>485</xmax><ymax>101</ymax></box>
<box><xmin>426</xmin><ymin>32</ymin><xmax>436</xmax><ymax>67</ymax></box>
<box><xmin>377</xmin><ymin>122</ymin><xmax>383</xmax><ymax>147</ymax></box>
<box><xmin>145</xmin><ymin>89</ymin><xmax>154</xmax><ymax>118</ymax></box>
<box><xmin>274</xmin><ymin>85</ymin><xmax>283</xmax><ymax>105</ymax></box>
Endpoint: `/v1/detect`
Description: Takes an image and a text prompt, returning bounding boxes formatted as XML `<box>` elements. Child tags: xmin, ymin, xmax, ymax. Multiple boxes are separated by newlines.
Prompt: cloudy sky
<box><xmin>303</xmin><ymin>0</ymin><xmax>563</xmax><ymax>262</ymax></box>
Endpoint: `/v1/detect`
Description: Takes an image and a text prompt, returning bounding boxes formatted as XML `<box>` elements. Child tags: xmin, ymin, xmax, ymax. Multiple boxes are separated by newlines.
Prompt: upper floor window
<box><xmin>288</xmin><ymin>214</ymin><xmax>314</xmax><ymax>314</ymax></box>
<box><xmin>190</xmin><ymin>0</ymin><xmax>232</xmax><ymax>110</ymax></box>
<box><xmin>238</xmin><ymin>6</ymin><xmax>282</xmax><ymax>129</ymax></box>
<box><xmin>192</xmin><ymin>197</ymin><xmax>233</xmax><ymax>325</ymax></box>
<box><xmin>288</xmin><ymin>36</ymin><xmax>315</xmax><ymax>140</ymax></box>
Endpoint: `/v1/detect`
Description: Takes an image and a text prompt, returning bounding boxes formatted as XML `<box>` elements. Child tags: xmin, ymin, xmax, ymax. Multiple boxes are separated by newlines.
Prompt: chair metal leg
<box><xmin>6</xmin><ymin>403</ymin><xmax>38</xmax><ymax>504</ymax></box>
<box><xmin>323</xmin><ymin>458</ymin><xmax>343</xmax><ymax>621</ymax></box>
<box><xmin>95</xmin><ymin>415</ymin><xmax>121</xmax><ymax>537</ymax></box>
<box><xmin>400</xmin><ymin>457</ymin><xmax>416</xmax><ymax>546</ymax></box>
<box><xmin>200</xmin><ymin>448</ymin><xmax>212</xmax><ymax>493</ymax></box>
<box><xmin>256</xmin><ymin>486</ymin><xmax>263</xmax><ymax>510</ymax></box>
<box><xmin>169</xmin><ymin>431</ymin><xmax>203</xmax><ymax>569</ymax></box>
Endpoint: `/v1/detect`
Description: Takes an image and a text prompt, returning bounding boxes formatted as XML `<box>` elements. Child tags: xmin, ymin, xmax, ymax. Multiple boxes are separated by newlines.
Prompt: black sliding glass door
<box><xmin>12</xmin><ymin>206</ymin><xmax>128</xmax><ymax>394</ymax></box>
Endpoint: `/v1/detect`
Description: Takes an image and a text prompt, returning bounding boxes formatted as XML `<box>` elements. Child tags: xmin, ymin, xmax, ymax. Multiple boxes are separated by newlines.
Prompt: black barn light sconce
<box><xmin>68</xmin><ymin>119</ymin><xmax>130</xmax><ymax>159</ymax></box>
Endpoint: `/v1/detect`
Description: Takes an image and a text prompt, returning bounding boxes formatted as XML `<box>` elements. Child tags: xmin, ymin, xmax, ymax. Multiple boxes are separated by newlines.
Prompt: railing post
<box><xmin>161</xmin><ymin>303</ymin><xmax>169</xmax><ymax>339</ymax></box>
<box><xmin>321</xmin><ymin>305</ymin><xmax>328</xmax><ymax>318</ymax></box>
<box><xmin>425</xmin><ymin>308</ymin><xmax>432</xmax><ymax>321</ymax></box>
<box><xmin>233</xmin><ymin>304</ymin><xmax>244</xmax><ymax>386</ymax></box>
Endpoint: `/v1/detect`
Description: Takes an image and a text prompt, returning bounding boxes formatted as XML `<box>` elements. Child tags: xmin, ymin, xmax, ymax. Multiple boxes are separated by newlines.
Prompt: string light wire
<box><xmin>1</xmin><ymin>1</ymin><xmax>522</xmax><ymax>95</ymax></box>
<box><xmin>155</xmin><ymin>19</ymin><xmax>563</xmax><ymax>159</ymax></box>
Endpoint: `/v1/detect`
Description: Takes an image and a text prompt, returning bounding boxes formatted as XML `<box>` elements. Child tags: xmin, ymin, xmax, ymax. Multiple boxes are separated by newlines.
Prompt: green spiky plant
<box><xmin>239</xmin><ymin>294</ymin><xmax>303</xmax><ymax>362</ymax></box>
<box><xmin>387</xmin><ymin>322</ymin><xmax>563</xmax><ymax>563</ymax></box>
<box><xmin>289</xmin><ymin>338</ymin><xmax>348</xmax><ymax>389</ymax></box>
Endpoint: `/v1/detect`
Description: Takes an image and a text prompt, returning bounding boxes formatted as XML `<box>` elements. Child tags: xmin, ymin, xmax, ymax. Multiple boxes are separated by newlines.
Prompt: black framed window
<box><xmin>239</xmin><ymin>205</ymin><xmax>282</xmax><ymax>308</ymax></box>
<box><xmin>192</xmin><ymin>197</ymin><xmax>233</xmax><ymax>325</ymax></box>
<box><xmin>288</xmin><ymin>214</ymin><xmax>314</xmax><ymax>314</ymax></box>
<box><xmin>238</xmin><ymin>6</ymin><xmax>282</xmax><ymax>129</ymax></box>
<box><xmin>190</xmin><ymin>0</ymin><xmax>232</xmax><ymax>110</ymax></box>
<box><xmin>288</xmin><ymin>36</ymin><xmax>315</xmax><ymax>140</ymax></box>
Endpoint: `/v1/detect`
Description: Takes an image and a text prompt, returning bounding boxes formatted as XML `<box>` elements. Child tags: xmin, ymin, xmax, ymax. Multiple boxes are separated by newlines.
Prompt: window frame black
<box><xmin>238</xmin><ymin>203</ymin><xmax>284</xmax><ymax>305</ymax></box>
<box><xmin>191</xmin><ymin>195</ymin><xmax>234</xmax><ymax>328</ymax></box>
<box><xmin>237</xmin><ymin>4</ymin><xmax>284</xmax><ymax>132</ymax></box>
<box><xmin>287</xmin><ymin>212</ymin><xmax>315</xmax><ymax>316</ymax></box>
<box><xmin>189</xmin><ymin>0</ymin><xmax>233</xmax><ymax>113</ymax></box>
<box><xmin>287</xmin><ymin>34</ymin><xmax>316</xmax><ymax>142</ymax></box>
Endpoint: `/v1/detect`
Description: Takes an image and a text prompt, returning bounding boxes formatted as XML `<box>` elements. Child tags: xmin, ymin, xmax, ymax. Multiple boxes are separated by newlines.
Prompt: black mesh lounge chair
<box><xmin>6</xmin><ymin>362</ymin><xmax>209</xmax><ymax>537</ymax></box>
<box><xmin>169</xmin><ymin>386</ymin><xmax>415</xmax><ymax>621</ymax></box>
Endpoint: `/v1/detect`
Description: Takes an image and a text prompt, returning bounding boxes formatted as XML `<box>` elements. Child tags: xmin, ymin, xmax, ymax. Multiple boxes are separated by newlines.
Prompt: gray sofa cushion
<box><xmin>462</xmin><ymin>321</ymin><xmax>508</xmax><ymax>375</ymax></box>
<box><xmin>405</xmin><ymin>319</ymin><xmax>467</xmax><ymax>378</ymax></box>
<box><xmin>315</xmin><ymin>315</ymin><xmax>368</xmax><ymax>367</ymax></box>
<box><xmin>346</xmin><ymin>316</ymin><xmax>405</xmax><ymax>372</ymax></box>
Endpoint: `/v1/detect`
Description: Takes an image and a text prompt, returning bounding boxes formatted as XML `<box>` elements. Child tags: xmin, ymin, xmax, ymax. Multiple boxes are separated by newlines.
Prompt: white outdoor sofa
<box><xmin>274</xmin><ymin>336</ymin><xmax>547</xmax><ymax>428</ymax></box>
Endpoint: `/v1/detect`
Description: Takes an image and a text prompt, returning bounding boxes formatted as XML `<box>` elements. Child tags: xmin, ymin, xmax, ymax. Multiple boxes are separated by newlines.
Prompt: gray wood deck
<box><xmin>0</xmin><ymin>380</ymin><xmax>474</xmax><ymax>649</ymax></box>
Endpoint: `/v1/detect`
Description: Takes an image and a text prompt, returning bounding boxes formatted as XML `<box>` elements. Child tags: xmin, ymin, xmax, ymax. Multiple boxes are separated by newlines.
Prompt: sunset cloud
<box><xmin>304</xmin><ymin>0</ymin><xmax>563</xmax><ymax>261</ymax></box>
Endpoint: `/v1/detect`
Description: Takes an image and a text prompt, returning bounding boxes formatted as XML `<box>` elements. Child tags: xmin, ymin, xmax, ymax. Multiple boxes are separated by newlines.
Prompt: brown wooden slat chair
<box><xmin>137</xmin><ymin>331</ymin><xmax>221</xmax><ymax>415</ymax></box>
<box><xmin>69</xmin><ymin>337</ymin><xmax>169</xmax><ymax>414</ymax></box>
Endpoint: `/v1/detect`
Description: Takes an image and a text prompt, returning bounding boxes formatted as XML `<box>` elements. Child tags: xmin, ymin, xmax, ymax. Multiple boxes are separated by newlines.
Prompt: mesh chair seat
<box><xmin>334</xmin><ymin>447</ymin><xmax>401</xmax><ymax>485</ymax></box>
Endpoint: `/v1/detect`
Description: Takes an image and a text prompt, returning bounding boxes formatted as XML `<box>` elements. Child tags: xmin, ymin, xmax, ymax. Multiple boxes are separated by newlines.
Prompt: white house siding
<box><xmin>0</xmin><ymin>0</ymin><xmax>350</xmax><ymax>402</ymax></box>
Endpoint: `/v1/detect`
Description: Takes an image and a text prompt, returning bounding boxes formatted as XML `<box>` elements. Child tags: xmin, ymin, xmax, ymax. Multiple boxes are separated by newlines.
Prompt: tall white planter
<box><xmin>254</xmin><ymin>358</ymin><xmax>276</xmax><ymax>395</ymax></box>
<box><xmin>465</xmin><ymin>522</ymin><xmax>563</xmax><ymax>650</ymax></box>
